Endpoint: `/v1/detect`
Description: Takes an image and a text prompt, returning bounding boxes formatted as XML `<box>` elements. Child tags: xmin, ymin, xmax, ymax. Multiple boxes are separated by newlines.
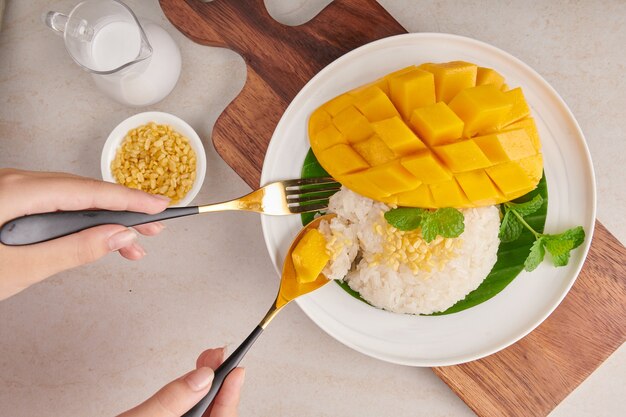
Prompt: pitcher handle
<box><xmin>43</xmin><ymin>11</ymin><xmax>68</xmax><ymax>35</ymax></box>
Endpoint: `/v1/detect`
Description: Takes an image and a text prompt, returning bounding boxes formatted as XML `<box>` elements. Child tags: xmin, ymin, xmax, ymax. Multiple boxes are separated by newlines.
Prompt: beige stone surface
<box><xmin>0</xmin><ymin>1</ymin><xmax>623</xmax><ymax>416</ymax></box>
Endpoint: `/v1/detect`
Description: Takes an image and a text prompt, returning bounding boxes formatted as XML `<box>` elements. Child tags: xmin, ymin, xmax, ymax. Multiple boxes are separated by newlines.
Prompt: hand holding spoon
<box><xmin>183</xmin><ymin>214</ymin><xmax>335</xmax><ymax>417</ymax></box>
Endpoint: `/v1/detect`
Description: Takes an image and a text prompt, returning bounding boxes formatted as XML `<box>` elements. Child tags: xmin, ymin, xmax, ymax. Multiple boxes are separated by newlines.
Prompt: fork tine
<box><xmin>284</xmin><ymin>184</ymin><xmax>341</xmax><ymax>196</ymax></box>
<box><xmin>287</xmin><ymin>191</ymin><xmax>337</xmax><ymax>204</ymax></box>
<box><xmin>288</xmin><ymin>201</ymin><xmax>330</xmax><ymax>214</ymax></box>
<box><xmin>282</xmin><ymin>177</ymin><xmax>338</xmax><ymax>189</ymax></box>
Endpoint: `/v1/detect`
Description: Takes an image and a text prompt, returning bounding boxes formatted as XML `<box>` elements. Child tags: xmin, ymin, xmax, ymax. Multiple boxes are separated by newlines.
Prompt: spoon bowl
<box><xmin>184</xmin><ymin>213</ymin><xmax>335</xmax><ymax>417</ymax></box>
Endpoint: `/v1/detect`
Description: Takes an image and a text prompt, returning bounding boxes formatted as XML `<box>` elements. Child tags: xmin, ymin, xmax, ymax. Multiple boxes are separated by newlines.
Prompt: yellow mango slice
<box><xmin>372</xmin><ymin>116</ymin><xmax>426</xmax><ymax>155</ymax></box>
<box><xmin>308</xmin><ymin>61</ymin><xmax>544</xmax><ymax>208</ymax></box>
<box><xmin>500</xmin><ymin>87</ymin><xmax>531</xmax><ymax>128</ymax></box>
<box><xmin>400</xmin><ymin>151</ymin><xmax>452</xmax><ymax>184</ymax></box>
<box><xmin>505</xmin><ymin>117</ymin><xmax>541</xmax><ymax>151</ymax></box>
<box><xmin>395</xmin><ymin>185</ymin><xmax>435</xmax><ymax>208</ymax></box>
<box><xmin>338</xmin><ymin>171</ymin><xmax>392</xmax><ymax>199</ymax></box>
<box><xmin>387</xmin><ymin>68</ymin><xmax>436</xmax><ymax>120</ymax></box>
<box><xmin>429</xmin><ymin>180</ymin><xmax>469</xmax><ymax>207</ymax></box>
<box><xmin>310</xmin><ymin>124</ymin><xmax>347</xmax><ymax>151</ymax></box>
<box><xmin>473</xmin><ymin>129</ymin><xmax>536</xmax><ymax>163</ymax></box>
<box><xmin>420</xmin><ymin>61</ymin><xmax>478</xmax><ymax>103</ymax></box>
<box><xmin>353</xmin><ymin>135</ymin><xmax>396</xmax><ymax>166</ymax></box>
<box><xmin>332</xmin><ymin>106</ymin><xmax>375</xmax><ymax>143</ymax></box>
<box><xmin>456</xmin><ymin>170</ymin><xmax>503</xmax><ymax>205</ymax></box>
<box><xmin>291</xmin><ymin>229</ymin><xmax>330</xmax><ymax>284</ymax></box>
<box><xmin>476</xmin><ymin>67</ymin><xmax>505</xmax><ymax>89</ymax></box>
<box><xmin>352</xmin><ymin>86</ymin><xmax>399</xmax><ymax>122</ymax></box>
<box><xmin>448</xmin><ymin>85</ymin><xmax>513</xmax><ymax>137</ymax></box>
<box><xmin>517</xmin><ymin>154</ymin><xmax>544</xmax><ymax>184</ymax></box>
<box><xmin>317</xmin><ymin>144</ymin><xmax>369</xmax><ymax>175</ymax></box>
<box><xmin>309</xmin><ymin>109</ymin><xmax>332</xmax><ymax>136</ymax></box>
<box><xmin>433</xmin><ymin>140</ymin><xmax>492</xmax><ymax>173</ymax></box>
<box><xmin>350</xmin><ymin>77</ymin><xmax>390</xmax><ymax>96</ymax></box>
<box><xmin>486</xmin><ymin>162</ymin><xmax>536</xmax><ymax>197</ymax></box>
<box><xmin>322</xmin><ymin>94</ymin><xmax>355</xmax><ymax>116</ymax></box>
<box><xmin>362</xmin><ymin>161</ymin><xmax>420</xmax><ymax>194</ymax></box>
<box><xmin>409</xmin><ymin>102</ymin><xmax>465</xmax><ymax>147</ymax></box>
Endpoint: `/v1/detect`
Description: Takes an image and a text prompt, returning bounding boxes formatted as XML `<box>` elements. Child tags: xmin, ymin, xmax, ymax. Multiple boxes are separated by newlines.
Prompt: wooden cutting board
<box><xmin>160</xmin><ymin>1</ymin><xmax>626</xmax><ymax>416</ymax></box>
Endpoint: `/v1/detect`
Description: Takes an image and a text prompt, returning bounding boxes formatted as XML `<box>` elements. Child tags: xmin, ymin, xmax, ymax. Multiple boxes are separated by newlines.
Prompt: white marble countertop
<box><xmin>0</xmin><ymin>1</ymin><xmax>624</xmax><ymax>416</ymax></box>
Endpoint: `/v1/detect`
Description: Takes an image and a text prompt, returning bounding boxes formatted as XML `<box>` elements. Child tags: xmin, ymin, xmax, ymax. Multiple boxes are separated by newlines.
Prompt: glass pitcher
<box><xmin>44</xmin><ymin>0</ymin><xmax>181</xmax><ymax>107</ymax></box>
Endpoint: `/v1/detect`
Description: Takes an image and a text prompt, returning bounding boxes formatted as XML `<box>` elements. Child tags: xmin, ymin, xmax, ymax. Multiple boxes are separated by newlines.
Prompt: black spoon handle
<box><xmin>0</xmin><ymin>206</ymin><xmax>200</xmax><ymax>246</ymax></box>
<box><xmin>183</xmin><ymin>326</ymin><xmax>264</xmax><ymax>417</ymax></box>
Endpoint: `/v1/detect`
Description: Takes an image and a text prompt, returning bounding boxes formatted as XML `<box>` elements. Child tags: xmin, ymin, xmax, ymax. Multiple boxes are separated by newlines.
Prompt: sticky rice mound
<box><xmin>319</xmin><ymin>187</ymin><xmax>500</xmax><ymax>315</ymax></box>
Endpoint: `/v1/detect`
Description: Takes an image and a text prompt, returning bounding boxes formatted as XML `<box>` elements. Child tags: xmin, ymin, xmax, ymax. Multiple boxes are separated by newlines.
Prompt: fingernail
<box><xmin>108</xmin><ymin>229</ymin><xmax>137</xmax><ymax>251</ymax></box>
<box><xmin>185</xmin><ymin>367</ymin><xmax>214</xmax><ymax>391</ymax></box>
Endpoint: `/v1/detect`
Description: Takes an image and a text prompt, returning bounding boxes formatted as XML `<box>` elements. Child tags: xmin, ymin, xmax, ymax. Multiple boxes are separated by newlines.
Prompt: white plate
<box><xmin>260</xmin><ymin>33</ymin><xmax>596</xmax><ymax>366</ymax></box>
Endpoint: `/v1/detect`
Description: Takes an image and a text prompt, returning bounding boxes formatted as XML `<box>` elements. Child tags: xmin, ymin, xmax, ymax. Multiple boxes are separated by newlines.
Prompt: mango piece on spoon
<box><xmin>291</xmin><ymin>229</ymin><xmax>330</xmax><ymax>284</ymax></box>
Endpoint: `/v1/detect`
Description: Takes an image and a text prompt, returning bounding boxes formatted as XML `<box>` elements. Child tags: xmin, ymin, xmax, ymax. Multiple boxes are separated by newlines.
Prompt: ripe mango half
<box><xmin>308</xmin><ymin>61</ymin><xmax>543</xmax><ymax>208</ymax></box>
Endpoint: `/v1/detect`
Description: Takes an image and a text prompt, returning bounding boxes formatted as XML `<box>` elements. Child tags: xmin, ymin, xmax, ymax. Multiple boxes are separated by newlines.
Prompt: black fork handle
<box><xmin>184</xmin><ymin>326</ymin><xmax>264</xmax><ymax>417</ymax></box>
<box><xmin>0</xmin><ymin>206</ymin><xmax>200</xmax><ymax>246</ymax></box>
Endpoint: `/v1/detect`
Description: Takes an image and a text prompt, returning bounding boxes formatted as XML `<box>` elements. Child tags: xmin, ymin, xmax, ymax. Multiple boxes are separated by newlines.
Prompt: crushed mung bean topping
<box><xmin>111</xmin><ymin>122</ymin><xmax>197</xmax><ymax>205</ymax></box>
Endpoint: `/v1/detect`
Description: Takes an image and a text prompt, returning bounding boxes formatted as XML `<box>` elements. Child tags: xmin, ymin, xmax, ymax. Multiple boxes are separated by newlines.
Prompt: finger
<box><xmin>12</xmin><ymin>225</ymin><xmax>137</xmax><ymax>285</ymax></box>
<box><xmin>196</xmin><ymin>347</ymin><xmax>226</xmax><ymax>370</ymax></box>
<box><xmin>134</xmin><ymin>222</ymin><xmax>165</xmax><ymax>236</ymax></box>
<box><xmin>1</xmin><ymin>172</ymin><xmax>169</xmax><ymax>219</ymax></box>
<box><xmin>118</xmin><ymin>367</ymin><xmax>214</xmax><ymax>417</ymax></box>
<box><xmin>209</xmin><ymin>368</ymin><xmax>245</xmax><ymax>417</ymax></box>
<box><xmin>118</xmin><ymin>241</ymin><xmax>146</xmax><ymax>260</ymax></box>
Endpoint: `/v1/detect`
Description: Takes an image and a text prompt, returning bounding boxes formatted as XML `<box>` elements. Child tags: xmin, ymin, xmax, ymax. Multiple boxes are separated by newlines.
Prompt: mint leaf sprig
<box><xmin>384</xmin><ymin>207</ymin><xmax>465</xmax><ymax>243</ymax></box>
<box><xmin>499</xmin><ymin>195</ymin><xmax>585</xmax><ymax>271</ymax></box>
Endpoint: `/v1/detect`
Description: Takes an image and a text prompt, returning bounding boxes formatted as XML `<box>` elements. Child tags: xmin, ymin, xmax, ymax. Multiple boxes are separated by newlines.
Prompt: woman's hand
<box><xmin>118</xmin><ymin>347</ymin><xmax>245</xmax><ymax>417</ymax></box>
<box><xmin>0</xmin><ymin>169</ymin><xmax>170</xmax><ymax>300</ymax></box>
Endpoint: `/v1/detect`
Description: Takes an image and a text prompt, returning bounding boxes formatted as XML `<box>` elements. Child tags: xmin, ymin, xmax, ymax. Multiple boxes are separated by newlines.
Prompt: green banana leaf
<box><xmin>300</xmin><ymin>148</ymin><xmax>548</xmax><ymax>315</ymax></box>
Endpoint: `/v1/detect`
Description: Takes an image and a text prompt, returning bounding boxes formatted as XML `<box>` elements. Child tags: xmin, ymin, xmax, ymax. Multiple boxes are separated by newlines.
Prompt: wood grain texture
<box><xmin>159</xmin><ymin>0</ymin><xmax>405</xmax><ymax>188</ymax></box>
<box><xmin>159</xmin><ymin>1</ymin><xmax>626</xmax><ymax>416</ymax></box>
<box><xmin>433</xmin><ymin>221</ymin><xmax>626</xmax><ymax>417</ymax></box>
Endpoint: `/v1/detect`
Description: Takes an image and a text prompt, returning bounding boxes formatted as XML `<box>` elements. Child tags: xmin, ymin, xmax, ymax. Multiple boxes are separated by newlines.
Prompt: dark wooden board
<box><xmin>160</xmin><ymin>1</ymin><xmax>626</xmax><ymax>415</ymax></box>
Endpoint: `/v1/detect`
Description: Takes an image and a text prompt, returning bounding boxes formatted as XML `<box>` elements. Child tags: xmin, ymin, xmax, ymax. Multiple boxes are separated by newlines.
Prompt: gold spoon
<box><xmin>184</xmin><ymin>214</ymin><xmax>335</xmax><ymax>417</ymax></box>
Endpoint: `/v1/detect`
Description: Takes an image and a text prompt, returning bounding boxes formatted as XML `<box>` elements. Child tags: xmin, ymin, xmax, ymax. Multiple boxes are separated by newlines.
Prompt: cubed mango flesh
<box><xmin>420</xmin><ymin>61</ymin><xmax>478</xmax><ymax>103</ymax></box>
<box><xmin>308</xmin><ymin>109</ymin><xmax>332</xmax><ymax>136</ymax></box>
<box><xmin>429</xmin><ymin>180</ymin><xmax>469</xmax><ymax>207</ymax></box>
<box><xmin>505</xmin><ymin>117</ymin><xmax>541</xmax><ymax>151</ymax></box>
<box><xmin>352</xmin><ymin>86</ymin><xmax>399</xmax><ymax>122</ymax></box>
<box><xmin>388</xmin><ymin>68</ymin><xmax>436</xmax><ymax>120</ymax></box>
<box><xmin>308</xmin><ymin>61</ymin><xmax>543</xmax><ymax>208</ymax></box>
<box><xmin>310</xmin><ymin>124</ymin><xmax>347</xmax><ymax>151</ymax></box>
<box><xmin>476</xmin><ymin>67</ymin><xmax>505</xmax><ymax>89</ymax></box>
<box><xmin>409</xmin><ymin>102</ymin><xmax>465</xmax><ymax>147</ymax></box>
<box><xmin>322</xmin><ymin>94</ymin><xmax>354</xmax><ymax>116</ymax></box>
<box><xmin>486</xmin><ymin>162</ymin><xmax>537</xmax><ymax>197</ymax></box>
<box><xmin>448</xmin><ymin>85</ymin><xmax>513</xmax><ymax>137</ymax></box>
<box><xmin>353</xmin><ymin>135</ymin><xmax>396</xmax><ymax>166</ymax></box>
<box><xmin>400</xmin><ymin>151</ymin><xmax>452</xmax><ymax>184</ymax></box>
<box><xmin>500</xmin><ymin>87</ymin><xmax>531</xmax><ymax>128</ymax></box>
<box><xmin>317</xmin><ymin>144</ymin><xmax>369</xmax><ymax>175</ymax></box>
<box><xmin>372</xmin><ymin>116</ymin><xmax>426</xmax><ymax>155</ymax></box>
<box><xmin>362</xmin><ymin>161</ymin><xmax>420</xmax><ymax>195</ymax></box>
<box><xmin>434</xmin><ymin>140</ymin><xmax>492</xmax><ymax>173</ymax></box>
<box><xmin>395</xmin><ymin>185</ymin><xmax>435</xmax><ymax>208</ymax></box>
<box><xmin>473</xmin><ymin>129</ymin><xmax>536</xmax><ymax>163</ymax></box>
<box><xmin>332</xmin><ymin>106</ymin><xmax>375</xmax><ymax>143</ymax></box>
<box><xmin>455</xmin><ymin>170</ymin><xmax>503</xmax><ymax>205</ymax></box>
<box><xmin>291</xmin><ymin>229</ymin><xmax>330</xmax><ymax>284</ymax></box>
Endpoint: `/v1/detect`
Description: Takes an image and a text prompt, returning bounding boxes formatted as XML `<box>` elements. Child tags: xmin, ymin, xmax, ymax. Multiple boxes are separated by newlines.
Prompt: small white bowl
<box><xmin>101</xmin><ymin>111</ymin><xmax>207</xmax><ymax>207</ymax></box>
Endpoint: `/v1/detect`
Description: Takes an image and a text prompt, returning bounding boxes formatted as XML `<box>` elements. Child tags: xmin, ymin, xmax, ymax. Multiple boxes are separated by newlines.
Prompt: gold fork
<box><xmin>0</xmin><ymin>177</ymin><xmax>340</xmax><ymax>246</ymax></box>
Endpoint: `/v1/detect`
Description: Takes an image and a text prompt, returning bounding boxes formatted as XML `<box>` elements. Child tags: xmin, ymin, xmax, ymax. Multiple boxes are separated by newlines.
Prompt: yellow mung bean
<box><xmin>111</xmin><ymin>122</ymin><xmax>197</xmax><ymax>205</ymax></box>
